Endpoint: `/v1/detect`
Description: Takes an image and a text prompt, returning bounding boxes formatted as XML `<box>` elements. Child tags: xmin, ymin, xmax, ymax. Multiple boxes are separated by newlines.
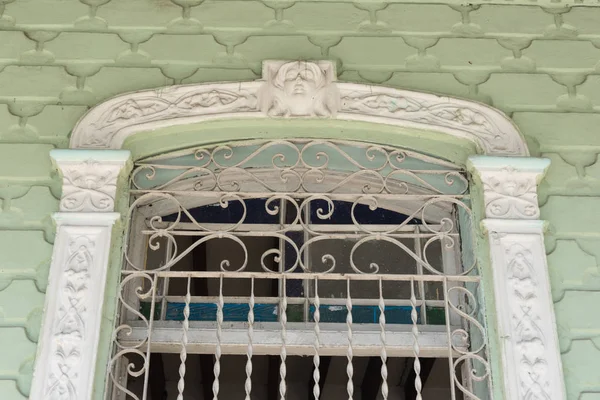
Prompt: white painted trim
<box><xmin>50</xmin><ymin>150</ymin><xmax>130</xmax><ymax>213</ymax></box>
<box><xmin>30</xmin><ymin>218</ymin><xmax>119</xmax><ymax>400</ymax></box>
<box><xmin>470</xmin><ymin>156</ymin><xmax>566</xmax><ymax>400</ymax></box>
<box><xmin>53</xmin><ymin>212</ymin><xmax>122</xmax><ymax>226</ymax></box>
<box><xmin>482</xmin><ymin>219</ymin><xmax>548</xmax><ymax>234</ymax></box>
<box><xmin>30</xmin><ymin>151</ymin><xmax>130</xmax><ymax>400</ymax></box>
<box><xmin>69</xmin><ymin>60</ymin><xmax>528</xmax><ymax>156</ymax></box>
<box><xmin>120</xmin><ymin>322</ymin><xmax>457</xmax><ymax>358</ymax></box>
<box><xmin>468</xmin><ymin>156</ymin><xmax>550</xmax><ymax>220</ymax></box>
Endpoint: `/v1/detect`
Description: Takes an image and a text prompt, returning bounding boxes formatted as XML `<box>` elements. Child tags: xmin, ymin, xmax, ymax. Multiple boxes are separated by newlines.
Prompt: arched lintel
<box><xmin>69</xmin><ymin>60</ymin><xmax>529</xmax><ymax>158</ymax></box>
<box><xmin>122</xmin><ymin>118</ymin><xmax>479</xmax><ymax>165</ymax></box>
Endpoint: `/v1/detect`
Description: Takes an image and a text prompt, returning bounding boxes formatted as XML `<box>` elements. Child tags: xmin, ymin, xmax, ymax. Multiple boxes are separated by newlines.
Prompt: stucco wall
<box><xmin>1</xmin><ymin>0</ymin><xmax>599</xmax><ymax>398</ymax></box>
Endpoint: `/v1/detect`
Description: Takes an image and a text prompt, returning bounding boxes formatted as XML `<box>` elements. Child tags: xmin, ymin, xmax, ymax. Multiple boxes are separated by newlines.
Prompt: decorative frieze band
<box><xmin>469</xmin><ymin>156</ymin><xmax>566</xmax><ymax>400</ymax></box>
<box><xmin>51</xmin><ymin>150</ymin><xmax>131</xmax><ymax>213</ymax></box>
<box><xmin>70</xmin><ymin>60</ymin><xmax>528</xmax><ymax>157</ymax></box>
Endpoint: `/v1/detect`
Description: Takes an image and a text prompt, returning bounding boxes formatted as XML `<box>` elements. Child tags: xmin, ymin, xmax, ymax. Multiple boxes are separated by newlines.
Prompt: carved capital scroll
<box><xmin>469</xmin><ymin>156</ymin><xmax>566</xmax><ymax>400</ymax></box>
<box><xmin>51</xmin><ymin>150</ymin><xmax>131</xmax><ymax>212</ymax></box>
<box><xmin>469</xmin><ymin>156</ymin><xmax>549</xmax><ymax>219</ymax></box>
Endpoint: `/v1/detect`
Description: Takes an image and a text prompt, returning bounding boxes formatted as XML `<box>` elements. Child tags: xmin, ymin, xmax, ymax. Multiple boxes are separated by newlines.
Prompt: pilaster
<box><xmin>468</xmin><ymin>156</ymin><xmax>566</xmax><ymax>400</ymax></box>
<box><xmin>30</xmin><ymin>150</ymin><xmax>130</xmax><ymax>400</ymax></box>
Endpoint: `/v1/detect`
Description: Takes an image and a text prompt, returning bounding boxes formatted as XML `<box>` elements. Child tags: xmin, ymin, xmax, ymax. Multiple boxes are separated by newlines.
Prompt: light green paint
<box><xmin>124</xmin><ymin>118</ymin><xmax>478</xmax><ymax>164</ymax></box>
<box><xmin>1</xmin><ymin>0</ymin><xmax>600</xmax><ymax>398</ymax></box>
<box><xmin>468</xmin><ymin>155</ymin><xmax>551</xmax><ymax>174</ymax></box>
<box><xmin>49</xmin><ymin>149</ymin><xmax>131</xmax><ymax>163</ymax></box>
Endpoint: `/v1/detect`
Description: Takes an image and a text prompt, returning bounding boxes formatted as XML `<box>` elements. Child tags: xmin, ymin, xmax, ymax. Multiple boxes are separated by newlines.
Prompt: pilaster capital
<box><xmin>50</xmin><ymin>149</ymin><xmax>131</xmax><ymax>213</ymax></box>
<box><xmin>467</xmin><ymin>156</ymin><xmax>550</xmax><ymax>220</ymax></box>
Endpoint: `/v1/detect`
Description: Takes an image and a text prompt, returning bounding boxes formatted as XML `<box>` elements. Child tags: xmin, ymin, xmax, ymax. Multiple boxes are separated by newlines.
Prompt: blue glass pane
<box><xmin>165</xmin><ymin>303</ymin><xmax>420</xmax><ymax>324</ymax></box>
<box><xmin>166</xmin><ymin>302</ymin><xmax>279</xmax><ymax>322</ymax></box>
<box><xmin>309</xmin><ymin>305</ymin><xmax>418</xmax><ymax>324</ymax></box>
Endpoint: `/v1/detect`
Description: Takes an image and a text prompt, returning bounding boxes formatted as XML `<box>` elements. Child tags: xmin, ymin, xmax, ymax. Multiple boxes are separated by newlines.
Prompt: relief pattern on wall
<box><xmin>1</xmin><ymin>0</ymin><xmax>600</xmax><ymax>398</ymax></box>
<box><xmin>46</xmin><ymin>235</ymin><xmax>94</xmax><ymax>400</ymax></box>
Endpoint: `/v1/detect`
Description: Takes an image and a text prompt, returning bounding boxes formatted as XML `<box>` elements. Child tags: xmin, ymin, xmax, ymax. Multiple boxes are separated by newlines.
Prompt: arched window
<box><xmin>110</xmin><ymin>140</ymin><xmax>486</xmax><ymax>399</ymax></box>
<box><xmin>30</xmin><ymin>61</ymin><xmax>565</xmax><ymax>400</ymax></box>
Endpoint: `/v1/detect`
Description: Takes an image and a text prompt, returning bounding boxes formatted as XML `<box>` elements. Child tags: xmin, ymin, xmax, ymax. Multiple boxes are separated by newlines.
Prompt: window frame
<box><xmin>112</xmin><ymin>140</ymin><xmax>487</xmax><ymax>399</ymax></box>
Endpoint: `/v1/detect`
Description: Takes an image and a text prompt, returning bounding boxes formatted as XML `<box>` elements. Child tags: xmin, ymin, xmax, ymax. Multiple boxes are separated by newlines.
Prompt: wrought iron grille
<box><xmin>109</xmin><ymin>140</ymin><xmax>491</xmax><ymax>399</ymax></box>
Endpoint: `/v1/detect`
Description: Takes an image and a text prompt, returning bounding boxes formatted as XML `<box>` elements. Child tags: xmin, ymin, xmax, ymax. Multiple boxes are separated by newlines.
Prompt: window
<box><xmin>108</xmin><ymin>140</ymin><xmax>491</xmax><ymax>399</ymax></box>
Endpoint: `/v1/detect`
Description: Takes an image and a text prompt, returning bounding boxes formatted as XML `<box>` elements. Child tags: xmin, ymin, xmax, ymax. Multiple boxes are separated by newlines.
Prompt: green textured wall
<box><xmin>1</xmin><ymin>0</ymin><xmax>600</xmax><ymax>398</ymax></box>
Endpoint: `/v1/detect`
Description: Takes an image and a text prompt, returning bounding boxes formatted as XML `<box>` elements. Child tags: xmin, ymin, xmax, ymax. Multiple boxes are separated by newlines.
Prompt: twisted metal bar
<box><xmin>176</xmin><ymin>276</ymin><xmax>191</xmax><ymax>400</ymax></box>
<box><xmin>443</xmin><ymin>278</ymin><xmax>458</xmax><ymax>400</ymax></box>
<box><xmin>313</xmin><ymin>277</ymin><xmax>321</xmax><ymax>400</ymax></box>
<box><xmin>280</xmin><ymin>275</ymin><xmax>287</xmax><ymax>400</ymax></box>
<box><xmin>245</xmin><ymin>277</ymin><xmax>255</xmax><ymax>400</ymax></box>
<box><xmin>346</xmin><ymin>278</ymin><xmax>354</xmax><ymax>400</ymax></box>
<box><xmin>379</xmin><ymin>278</ymin><xmax>388</xmax><ymax>400</ymax></box>
<box><xmin>213</xmin><ymin>275</ymin><xmax>223</xmax><ymax>400</ymax></box>
<box><xmin>411</xmin><ymin>278</ymin><xmax>423</xmax><ymax>400</ymax></box>
<box><xmin>142</xmin><ymin>275</ymin><xmax>158</xmax><ymax>400</ymax></box>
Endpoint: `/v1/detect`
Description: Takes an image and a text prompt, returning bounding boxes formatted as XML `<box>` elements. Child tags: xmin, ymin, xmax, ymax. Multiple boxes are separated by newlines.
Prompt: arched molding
<box><xmin>30</xmin><ymin>61</ymin><xmax>567</xmax><ymax>400</ymax></box>
<box><xmin>70</xmin><ymin>60</ymin><xmax>528</xmax><ymax>157</ymax></box>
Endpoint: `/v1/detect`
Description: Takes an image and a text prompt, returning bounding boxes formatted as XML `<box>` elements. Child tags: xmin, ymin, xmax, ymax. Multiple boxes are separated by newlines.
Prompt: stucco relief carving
<box><xmin>53</xmin><ymin>152</ymin><xmax>129</xmax><ymax>213</ymax></box>
<box><xmin>505</xmin><ymin>242</ymin><xmax>551</xmax><ymax>400</ymax></box>
<box><xmin>485</xmin><ymin>230</ymin><xmax>564</xmax><ymax>400</ymax></box>
<box><xmin>59</xmin><ymin>160</ymin><xmax>118</xmax><ymax>212</ymax></box>
<box><xmin>69</xmin><ymin>60</ymin><xmax>528</xmax><ymax>156</ymax></box>
<box><xmin>481</xmin><ymin>167</ymin><xmax>540</xmax><ymax>219</ymax></box>
<box><xmin>31</xmin><ymin>150</ymin><xmax>128</xmax><ymax>400</ymax></box>
<box><xmin>31</xmin><ymin>217</ymin><xmax>120</xmax><ymax>400</ymax></box>
<box><xmin>46</xmin><ymin>235</ymin><xmax>94</xmax><ymax>400</ymax></box>
<box><xmin>473</xmin><ymin>155</ymin><xmax>565</xmax><ymax>400</ymax></box>
<box><xmin>470</xmin><ymin>160</ymin><xmax>548</xmax><ymax>220</ymax></box>
<box><xmin>85</xmin><ymin>87</ymin><xmax>258</xmax><ymax>148</ymax></box>
<box><xmin>259</xmin><ymin>60</ymin><xmax>340</xmax><ymax>117</ymax></box>
<box><xmin>339</xmin><ymin>92</ymin><xmax>506</xmax><ymax>152</ymax></box>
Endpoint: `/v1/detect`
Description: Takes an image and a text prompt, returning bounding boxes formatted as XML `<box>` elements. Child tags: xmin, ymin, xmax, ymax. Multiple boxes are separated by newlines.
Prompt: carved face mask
<box><xmin>283</xmin><ymin>67</ymin><xmax>317</xmax><ymax>96</ymax></box>
<box><xmin>269</xmin><ymin>61</ymin><xmax>331</xmax><ymax>116</ymax></box>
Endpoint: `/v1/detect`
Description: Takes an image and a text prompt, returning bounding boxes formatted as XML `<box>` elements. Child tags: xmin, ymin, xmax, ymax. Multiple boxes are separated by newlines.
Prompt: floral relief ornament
<box><xmin>70</xmin><ymin>60</ymin><xmax>528</xmax><ymax>156</ymax></box>
<box><xmin>481</xmin><ymin>167</ymin><xmax>540</xmax><ymax>219</ymax></box>
<box><xmin>46</xmin><ymin>236</ymin><xmax>94</xmax><ymax>400</ymax></box>
<box><xmin>505</xmin><ymin>242</ymin><xmax>551</xmax><ymax>400</ymax></box>
<box><xmin>60</xmin><ymin>159</ymin><xmax>118</xmax><ymax>212</ymax></box>
<box><xmin>339</xmin><ymin>93</ymin><xmax>500</xmax><ymax>144</ymax></box>
<box><xmin>86</xmin><ymin>88</ymin><xmax>258</xmax><ymax>148</ymax></box>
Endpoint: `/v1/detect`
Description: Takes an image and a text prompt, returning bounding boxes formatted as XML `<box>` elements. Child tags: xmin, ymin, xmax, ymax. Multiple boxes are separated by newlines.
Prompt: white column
<box><xmin>30</xmin><ymin>150</ymin><xmax>130</xmax><ymax>400</ymax></box>
<box><xmin>468</xmin><ymin>156</ymin><xmax>566</xmax><ymax>400</ymax></box>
